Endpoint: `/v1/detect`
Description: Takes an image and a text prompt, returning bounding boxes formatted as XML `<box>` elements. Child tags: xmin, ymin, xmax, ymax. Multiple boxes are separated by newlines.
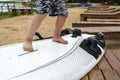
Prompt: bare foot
<box><xmin>52</xmin><ymin>37</ymin><xmax>68</xmax><ymax>44</ymax></box>
<box><xmin>23</xmin><ymin>40</ymin><xmax>34</xmax><ymax>52</ymax></box>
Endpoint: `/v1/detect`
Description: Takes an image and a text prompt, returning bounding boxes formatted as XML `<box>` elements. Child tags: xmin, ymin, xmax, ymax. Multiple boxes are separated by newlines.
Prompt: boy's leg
<box><xmin>50</xmin><ymin>0</ymin><xmax>68</xmax><ymax>44</ymax></box>
<box><xmin>23</xmin><ymin>14</ymin><xmax>47</xmax><ymax>51</ymax></box>
<box><xmin>23</xmin><ymin>0</ymin><xmax>50</xmax><ymax>51</ymax></box>
<box><xmin>52</xmin><ymin>15</ymin><xmax>68</xmax><ymax>44</ymax></box>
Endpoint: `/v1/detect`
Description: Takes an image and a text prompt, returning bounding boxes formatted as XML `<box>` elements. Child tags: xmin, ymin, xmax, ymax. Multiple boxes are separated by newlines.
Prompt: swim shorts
<box><xmin>35</xmin><ymin>0</ymin><xmax>68</xmax><ymax>16</ymax></box>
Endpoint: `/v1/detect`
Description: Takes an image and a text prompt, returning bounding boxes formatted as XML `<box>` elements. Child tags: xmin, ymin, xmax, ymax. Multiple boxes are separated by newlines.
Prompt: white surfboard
<box><xmin>0</xmin><ymin>33</ymin><xmax>105</xmax><ymax>80</ymax></box>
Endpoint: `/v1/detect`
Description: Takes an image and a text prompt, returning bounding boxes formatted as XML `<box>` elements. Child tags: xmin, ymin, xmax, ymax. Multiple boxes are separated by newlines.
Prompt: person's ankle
<box><xmin>53</xmin><ymin>35</ymin><xmax>60</xmax><ymax>39</ymax></box>
<box><xmin>24</xmin><ymin>38</ymin><xmax>32</xmax><ymax>42</ymax></box>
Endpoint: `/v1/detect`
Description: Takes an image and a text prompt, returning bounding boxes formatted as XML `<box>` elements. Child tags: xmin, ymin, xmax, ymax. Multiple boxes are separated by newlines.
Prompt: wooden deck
<box><xmin>85</xmin><ymin>8</ymin><xmax>120</xmax><ymax>13</ymax></box>
<box><xmin>80</xmin><ymin>12</ymin><xmax>120</xmax><ymax>21</ymax></box>
<box><xmin>72</xmin><ymin>21</ymin><xmax>120</xmax><ymax>27</ymax></box>
<box><xmin>71</xmin><ymin>26</ymin><xmax>120</xmax><ymax>38</ymax></box>
<box><xmin>76</xmin><ymin>6</ymin><xmax>120</xmax><ymax>80</ymax></box>
<box><xmin>81</xmin><ymin>49</ymin><xmax>120</xmax><ymax>80</ymax></box>
<box><xmin>87</xmin><ymin>6</ymin><xmax>114</xmax><ymax>11</ymax></box>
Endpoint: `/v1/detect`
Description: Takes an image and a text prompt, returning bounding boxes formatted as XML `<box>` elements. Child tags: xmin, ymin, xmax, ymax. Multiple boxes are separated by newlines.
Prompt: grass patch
<box><xmin>0</xmin><ymin>12</ymin><xmax>12</xmax><ymax>20</ymax></box>
<box><xmin>0</xmin><ymin>10</ymin><xmax>34</xmax><ymax>20</ymax></box>
<box><xmin>0</xmin><ymin>12</ymin><xmax>21</xmax><ymax>20</ymax></box>
<box><xmin>66</xmin><ymin>3</ymin><xmax>80</xmax><ymax>8</ymax></box>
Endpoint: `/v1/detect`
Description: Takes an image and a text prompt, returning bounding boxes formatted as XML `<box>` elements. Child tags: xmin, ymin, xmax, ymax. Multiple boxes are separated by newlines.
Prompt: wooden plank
<box><xmin>76</xmin><ymin>27</ymin><xmax>120</xmax><ymax>33</ymax></box>
<box><xmin>72</xmin><ymin>22</ymin><xmax>120</xmax><ymax>27</ymax></box>
<box><xmin>80</xmin><ymin>11</ymin><xmax>120</xmax><ymax>21</ymax></box>
<box><xmin>111</xmin><ymin>50</ymin><xmax>120</xmax><ymax>76</ymax></box>
<box><xmin>81</xmin><ymin>75</ymin><xmax>89</xmax><ymax>80</ymax></box>
<box><xmin>102</xmin><ymin>70</ymin><xmax>120</xmax><ymax>80</ymax></box>
<box><xmin>98</xmin><ymin>56</ymin><xmax>112</xmax><ymax>70</ymax></box>
<box><xmin>74</xmin><ymin>27</ymin><xmax>120</xmax><ymax>39</ymax></box>
<box><xmin>88</xmin><ymin>70</ymin><xmax>105</xmax><ymax>80</ymax></box>
<box><xmin>112</xmin><ymin>50</ymin><xmax>120</xmax><ymax>61</ymax></box>
<box><xmin>87</xmin><ymin>6</ymin><xmax>109</xmax><ymax>10</ymax></box>
<box><xmin>105</xmin><ymin>50</ymin><xmax>120</xmax><ymax>76</ymax></box>
<box><xmin>85</xmin><ymin>8</ymin><xmax>120</xmax><ymax>13</ymax></box>
<box><xmin>81</xmin><ymin>50</ymin><xmax>120</xmax><ymax>80</ymax></box>
<box><xmin>93</xmin><ymin>65</ymin><xmax>99</xmax><ymax>70</ymax></box>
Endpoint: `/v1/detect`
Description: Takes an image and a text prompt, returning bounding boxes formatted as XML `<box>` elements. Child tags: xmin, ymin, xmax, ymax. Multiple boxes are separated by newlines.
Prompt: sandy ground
<box><xmin>0</xmin><ymin>6</ymin><xmax>120</xmax><ymax>49</ymax></box>
<box><xmin>0</xmin><ymin>7</ymin><xmax>86</xmax><ymax>46</ymax></box>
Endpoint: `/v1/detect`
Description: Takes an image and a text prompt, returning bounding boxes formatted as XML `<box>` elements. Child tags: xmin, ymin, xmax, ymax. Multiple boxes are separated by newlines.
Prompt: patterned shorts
<box><xmin>35</xmin><ymin>0</ymin><xmax>68</xmax><ymax>16</ymax></box>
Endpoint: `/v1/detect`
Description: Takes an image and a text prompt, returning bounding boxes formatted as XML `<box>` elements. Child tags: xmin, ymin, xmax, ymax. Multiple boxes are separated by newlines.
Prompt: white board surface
<box><xmin>0</xmin><ymin>34</ymin><xmax>104</xmax><ymax>80</ymax></box>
